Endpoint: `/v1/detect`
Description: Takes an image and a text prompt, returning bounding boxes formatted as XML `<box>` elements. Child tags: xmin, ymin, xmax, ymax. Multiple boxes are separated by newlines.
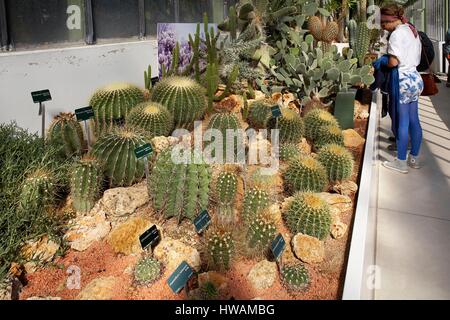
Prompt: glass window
<box><xmin>6</xmin><ymin>0</ymin><xmax>85</xmax><ymax>48</ymax></box>
<box><xmin>179</xmin><ymin>0</ymin><xmax>210</xmax><ymax>23</ymax></box>
<box><xmin>92</xmin><ymin>0</ymin><xmax>139</xmax><ymax>40</ymax></box>
<box><xmin>144</xmin><ymin>0</ymin><xmax>176</xmax><ymax>36</ymax></box>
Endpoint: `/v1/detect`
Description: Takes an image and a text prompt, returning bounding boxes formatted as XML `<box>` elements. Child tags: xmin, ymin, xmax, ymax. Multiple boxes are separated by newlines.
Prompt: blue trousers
<box><xmin>396</xmin><ymin>100</ymin><xmax>422</xmax><ymax>160</ymax></box>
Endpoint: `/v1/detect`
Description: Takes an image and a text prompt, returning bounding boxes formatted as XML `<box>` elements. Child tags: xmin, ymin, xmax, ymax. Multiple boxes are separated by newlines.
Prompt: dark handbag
<box><xmin>420</xmin><ymin>43</ymin><xmax>439</xmax><ymax>96</ymax></box>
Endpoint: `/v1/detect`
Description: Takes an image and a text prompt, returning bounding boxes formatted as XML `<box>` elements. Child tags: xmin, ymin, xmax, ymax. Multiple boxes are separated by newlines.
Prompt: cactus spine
<box><xmin>348</xmin><ymin>19</ymin><xmax>358</xmax><ymax>50</ymax></box>
<box><xmin>304</xmin><ymin>109</ymin><xmax>339</xmax><ymax>141</ymax></box>
<box><xmin>206</xmin><ymin>229</ymin><xmax>234</xmax><ymax>271</ymax></box>
<box><xmin>134</xmin><ymin>256</ymin><xmax>162</xmax><ymax>285</ymax></box>
<box><xmin>315</xmin><ymin>125</ymin><xmax>344</xmax><ymax>150</ymax></box>
<box><xmin>47</xmin><ymin>112</ymin><xmax>85</xmax><ymax>158</ymax></box>
<box><xmin>283</xmin><ymin>156</ymin><xmax>328</xmax><ymax>194</ymax></box>
<box><xmin>205</xmin><ymin>112</ymin><xmax>243</xmax><ymax>160</ymax></box>
<box><xmin>281</xmin><ymin>264</ymin><xmax>310</xmax><ymax>291</ymax></box>
<box><xmin>246</xmin><ymin>213</ymin><xmax>277</xmax><ymax>255</ymax></box>
<box><xmin>270</xmin><ymin>108</ymin><xmax>304</xmax><ymax>144</ymax></box>
<box><xmin>248</xmin><ymin>101</ymin><xmax>272</xmax><ymax>129</ymax></box>
<box><xmin>242</xmin><ymin>188</ymin><xmax>270</xmax><ymax>224</ymax></box>
<box><xmin>308</xmin><ymin>16</ymin><xmax>323</xmax><ymax>41</ymax></box>
<box><xmin>355</xmin><ymin>22</ymin><xmax>370</xmax><ymax>66</ymax></box>
<box><xmin>317</xmin><ymin>144</ymin><xmax>354</xmax><ymax>181</ymax></box>
<box><xmin>19</xmin><ymin>168</ymin><xmax>55</xmax><ymax>212</ymax></box>
<box><xmin>279</xmin><ymin>143</ymin><xmax>302</xmax><ymax>162</ymax></box>
<box><xmin>126</xmin><ymin>102</ymin><xmax>174</xmax><ymax>139</ymax></box>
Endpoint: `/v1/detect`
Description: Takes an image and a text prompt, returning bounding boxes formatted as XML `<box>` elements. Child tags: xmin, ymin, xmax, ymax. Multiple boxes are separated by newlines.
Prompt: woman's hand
<box><xmin>387</xmin><ymin>55</ymin><xmax>400</xmax><ymax>68</ymax></box>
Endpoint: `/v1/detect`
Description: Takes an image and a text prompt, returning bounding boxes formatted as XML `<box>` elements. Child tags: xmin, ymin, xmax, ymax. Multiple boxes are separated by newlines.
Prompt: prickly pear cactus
<box><xmin>148</xmin><ymin>147</ymin><xmax>211</xmax><ymax>222</ymax></box>
<box><xmin>315</xmin><ymin>125</ymin><xmax>344</xmax><ymax>150</ymax></box>
<box><xmin>70</xmin><ymin>156</ymin><xmax>103</xmax><ymax>213</ymax></box>
<box><xmin>283</xmin><ymin>156</ymin><xmax>328</xmax><ymax>194</ymax></box>
<box><xmin>206</xmin><ymin>229</ymin><xmax>234</xmax><ymax>270</ymax></box>
<box><xmin>90</xmin><ymin>83</ymin><xmax>145</xmax><ymax>135</ymax></box>
<box><xmin>47</xmin><ymin>112</ymin><xmax>85</xmax><ymax>158</ymax></box>
<box><xmin>269</xmin><ymin>108</ymin><xmax>304</xmax><ymax>144</ymax></box>
<box><xmin>91</xmin><ymin>128</ymin><xmax>147</xmax><ymax>187</ymax></box>
<box><xmin>246</xmin><ymin>214</ymin><xmax>277</xmax><ymax>254</ymax></box>
<box><xmin>19</xmin><ymin>168</ymin><xmax>55</xmax><ymax>212</ymax></box>
<box><xmin>304</xmin><ymin>109</ymin><xmax>339</xmax><ymax>141</ymax></box>
<box><xmin>134</xmin><ymin>256</ymin><xmax>162</xmax><ymax>285</ymax></box>
<box><xmin>205</xmin><ymin>112</ymin><xmax>243</xmax><ymax>160</ymax></box>
<box><xmin>280</xmin><ymin>264</ymin><xmax>310</xmax><ymax>291</ymax></box>
<box><xmin>283</xmin><ymin>192</ymin><xmax>332</xmax><ymax>240</ymax></box>
<box><xmin>150</xmin><ymin>76</ymin><xmax>207</xmax><ymax>128</ymax></box>
<box><xmin>279</xmin><ymin>143</ymin><xmax>302</xmax><ymax>162</ymax></box>
<box><xmin>248</xmin><ymin>101</ymin><xmax>272</xmax><ymax>129</ymax></box>
<box><xmin>126</xmin><ymin>101</ymin><xmax>174</xmax><ymax>139</ymax></box>
<box><xmin>317</xmin><ymin>144</ymin><xmax>354</xmax><ymax>181</ymax></box>
<box><xmin>242</xmin><ymin>188</ymin><xmax>270</xmax><ymax>224</ymax></box>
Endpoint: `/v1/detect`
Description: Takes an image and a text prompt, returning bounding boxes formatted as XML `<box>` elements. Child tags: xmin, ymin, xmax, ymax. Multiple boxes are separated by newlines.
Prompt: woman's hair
<box><xmin>381</xmin><ymin>3</ymin><xmax>405</xmax><ymax>18</ymax></box>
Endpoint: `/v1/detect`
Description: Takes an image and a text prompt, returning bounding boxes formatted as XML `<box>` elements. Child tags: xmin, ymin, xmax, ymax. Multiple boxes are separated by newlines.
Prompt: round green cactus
<box><xmin>206</xmin><ymin>230</ymin><xmax>234</xmax><ymax>270</ymax></box>
<box><xmin>150</xmin><ymin>76</ymin><xmax>207</xmax><ymax>128</ymax></box>
<box><xmin>248</xmin><ymin>101</ymin><xmax>271</xmax><ymax>129</ymax></box>
<box><xmin>134</xmin><ymin>256</ymin><xmax>162</xmax><ymax>285</ymax></box>
<box><xmin>90</xmin><ymin>83</ymin><xmax>145</xmax><ymax>135</ymax></box>
<box><xmin>269</xmin><ymin>108</ymin><xmax>304</xmax><ymax>144</ymax></box>
<box><xmin>215</xmin><ymin>171</ymin><xmax>238</xmax><ymax>206</ymax></box>
<box><xmin>242</xmin><ymin>188</ymin><xmax>270</xmax><ymax>224</ymax></box>
<box><xmin>315</xmin><ymin>125</ymin><xmax>344</xmax><ymax>150</ymax></box>
<box><xmin>198</xmin><ymin>281</ymin><xmax>219</xmax><ymax>300</ymax></box>
<box><xmin>246</xmin><ymin>214</ymin><xmax>277</xmax><ymax>254</ymax></box>
<box><xmin>205</xmin><ymin>112</ymin><xmax>243</xmax><ymax>160</ymax></box>
<box><xmin>283</xmin><ymin>156</ymin><xmax>328</xmax><ymax>194</ymax></box>
<box><xmin>304</xmin><ymin>109</ymin><xmax>339</xmax><ymax>141</ymax></box>
<box><xmin>279</xmin><ymin>143</ymin><xmax>302</xmax><ymax>162</ymax></box>
<box><xmin>47</xmin><ymin>112</ymin><xmax>85</xmax><ymax>159</ymax></box>
<box><xmin>19</xmin><ymin>168</ymin><xmax>55</xmax><ymax>212</ymax></box>
<box><xmin>317</xmin><ymin>144</ymin><xmax>354</xmax><ymax>181</ymax></box>
<box><xmin>70</xmin><ymin>156</ymin><xmax>103</xmax><ymax>213</ymax></box>
<box><xmin>91</xmin><ymin>128</ymin><xmax>147</xmax><ymax>187</ymax></box>
<box><xmin>126</xmin><ymin>101</ymin><xmax>174</xmax><ymax>139</ymax></box>
<box><xmin>148</xmin><ymin>147</ymin><xmax>211</xmax><ymax>222</ymax></box>
<box><xmin>280</xmin><ymin>264</ymin><xmax>310</xmax><ymax>291</ymax></box>
<box><xmin>283</xmin><ymin>192</ymin><xmax>332</xmax><ymax>240</ymax></box>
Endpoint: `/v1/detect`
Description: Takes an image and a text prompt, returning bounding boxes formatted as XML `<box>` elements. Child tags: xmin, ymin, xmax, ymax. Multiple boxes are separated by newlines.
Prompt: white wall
<box><xmin>0</xmin><ymin>40</ymin><xmax>158</xmax><ymax>134</ymax></box>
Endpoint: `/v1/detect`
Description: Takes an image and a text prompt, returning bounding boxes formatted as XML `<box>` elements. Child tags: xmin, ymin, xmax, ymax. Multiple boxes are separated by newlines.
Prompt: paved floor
<box><xmin>374</xmin><ymin>81</ymin><xmax>450</xmax><ymax>300</ymax></box>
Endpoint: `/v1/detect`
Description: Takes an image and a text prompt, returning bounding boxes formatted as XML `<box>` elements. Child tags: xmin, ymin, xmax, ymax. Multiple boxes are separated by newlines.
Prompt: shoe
<box><xmin>387</xmin><ymin>143</ymin><xmax>412</xmax><ymax>151</ymax></box>
<box><xmin>382</xmin><ymin>158</ymin><xmax>408</xmax><ymax>174</ymax></box>
<box><xmin>408</xmin><ymin>154</ymin><xmax>422</xmax><ymax>169</ymax></box>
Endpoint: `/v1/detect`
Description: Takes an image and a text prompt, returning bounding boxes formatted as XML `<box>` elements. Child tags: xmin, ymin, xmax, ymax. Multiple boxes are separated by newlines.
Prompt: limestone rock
<box><xmin>107</xmin><ymin>216</ymin><xmax>154</xmax><ymax>255</ymax></box>
<box><xmin>343</xmin><ymin>129</ymin><xmax>366</xmax><ymax>148</ymax></box>
<box><xmin>268</xmin><ymin>204</ymin><xmax>283</xmax><ymax>228</ymax></box>
<box><xmin>100</xmin><ymin>183</ymin><xmax>149</xmax><ymax>219</ymax></box>
<box><xmin>292</xmin><ymin>233</ymin><xmax>325</xmax><ymax>264</ymax></box>
<box><xmin>354</xmin><ymin>101</ymin><xmax>370</xmax><ymax>120</ymax></box>
<box><xmin>21</xmin><ymin>236</ymin><xmax>60</xmax><ymax>273</ymax></box>
<box><xmin>332</xmin><ymin>180</ymin><xmax>359</xmax><ymax>197</ymax></box>
<box><xmin>154</xmin><ymin>237</ymin><xmax>201</xmax><ymax>272</ymax></box>
<box><xmin>27</xmin><ymin>296</ymin><xmax>62</xmax><ymax>300</ymax></box>
<box><xmin>247</xmin><ymin>260</ymin><xmax>277</xmax><ymax>290</ymax></box>
<box><xmin>151</xmin><ymin>136</ymin><xmax>180</xmax><ymax>154</ymax></box>
<box><xmin>331</xmin><ymin>221</ymin><xmax>348</xmax><ymax>239</ymax></box>
<box><xmin>64</xmin><ymin>206</ymin><xmax>111</xmax><ymax>252</ymax></box>
<box><xmin>298</xmin><ymin>138</ymin><xmax>312</xmax><ymax>155</ymax></box>
<box><xmin>77</xmin><ymin>276</ymin><xmax>117</xmax><ymax>300</ymax></box>
<box><xmin>318</xmin><ymin>192</ymin><xmax>353</xmax><ymax>214</ymax></box>
<box><xmin>280</xmin><ymin>234</ymin><xmax>299</xmax><ymax>266</ymax></box>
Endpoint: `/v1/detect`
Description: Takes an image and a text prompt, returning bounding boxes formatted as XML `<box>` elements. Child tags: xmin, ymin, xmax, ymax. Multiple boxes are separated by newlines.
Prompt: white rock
<box><xmin>292</xmin><ymin>233</ymin><xmax>325</xmax><ymax>264</ymax></box>
<box><xmin>100</xmin><ymin>183</ymin><xmax>149</xmax><ymax>218</ymax></box>
<box><xmin>154</xmin><ymin>237</ymin><xmax>201</xmax><ymax>272</ymax></box>
<box><xmin>247</xmin><ymin>260</ymin><xmax>277</xmax><ymax>290</ymax></box>
<box><xmin>21</xmin><ymin>236</ymin><xmax>60</xmax><ymax>273</ymax></box>
<box><xmin>77</xmin><ymin>277</ymin><xmax>117</xmax><ymax>300</ymax></box>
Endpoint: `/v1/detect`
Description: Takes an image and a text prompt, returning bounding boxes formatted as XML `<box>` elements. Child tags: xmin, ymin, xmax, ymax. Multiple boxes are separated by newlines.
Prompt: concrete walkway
<box><xmin>374</xmin><ymin>81</ymin><xmax>450</xmax><ymax>299</ymax></box>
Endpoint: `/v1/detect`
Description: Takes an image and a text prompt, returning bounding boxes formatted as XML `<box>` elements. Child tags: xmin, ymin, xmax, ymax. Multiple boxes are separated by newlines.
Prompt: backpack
<box><xmin>417</xmin><ymin>31</ymin><xmax>435</xmax><ymax>72</ymax></box>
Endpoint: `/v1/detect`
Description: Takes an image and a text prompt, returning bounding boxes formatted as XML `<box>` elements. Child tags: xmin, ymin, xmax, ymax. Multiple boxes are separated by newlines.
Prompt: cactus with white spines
<box><xmin>317</xmin><ymin>144</ymin><xmax>354</xmax><ymax>181</ymax></box>
<box><xmin>126</xmin><ymin>101</ymin><xmax>174</xmax><ymax>139</ymax></box>
<box><xmin>47</xmin><ymin>112</ymin><xmax>85</xmax><ymax>158</ymax></box>
<box><xmin>283</xmin><ymin>156</ymin><xmax>328</xmax><ymax>194</ymax></box>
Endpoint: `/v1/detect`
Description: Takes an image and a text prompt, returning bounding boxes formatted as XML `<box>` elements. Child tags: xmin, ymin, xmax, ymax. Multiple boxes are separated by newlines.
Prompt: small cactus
<box><xmin>279</xmin><ymin>143</ymin><xmax>302</xmax><ymax>162</ymax></box>
<box><xmin>47</xmin><ymin>112</ymin><xmax>85</xmax><ymax>158</ymax></box>
<box><xmin>317</xmin><ymin>144</ymin><xmax>354</xmax><ymax>181</ymax></box>
<box><xmin>246</xmin><ymin>214</ymin><xmax>277</xmax><ymax>255</ymax></box>
<box><xmin>126</xmin><ymin>101</ymin><xmax>174</xmax><ymax>139</ymax></box>
<box><xmin>308</xmin><ymin>16</ymin><xmax>323</xmax><ymax>41</ymax></box>
<box><xmin>206</xmin><ymin>229</ymin><xmax>234</xmax><ymax>271</ymax></box>
<box><xmin>269</xmin><ymin>108</ymin><xmax>304</xmax><ymax>144</ymax></box>
<box><xmin>205</xmin><ymin>112</ymin><xmax>243</xmax><ymax>160</ymax></box>
<box><xmin>215</xmin><ymin>171</ymin><xmax>238</xmax><ymax>206</ymax></box>
<box><xmin>280</xmin><ymin>264</ymin><xmax>310</xmax><ymax>291</ymax></box>
<box><xmin>242</xmin><ymin>188</ymin><xmax>270</xmax><ymax>224</ymax></box>
<box><xmin>322</xmin><ymin>21</ymin><xmax>339</xmax><ymax>43</ymax></box>
<box><xmin>70</xmin><ymin>156</ymin><xmax>103</xmax><ymax>213</ymax></box>
<box><xmin>134</xmin><ymin>256</ymin><xmax>162</xmax><ymax>285</ymax></box>
<box><xmin>304</xmin><ymin>109</ymin><xmax>339</xmax><ymax>141</ymax></box>
<box><xmin>283</xmin><ymin>192</ymin><xmax>332</xmax><ymax>240</ymax></box>
<box><xmin>283</xmin><ymin>156</ymin><xmax>328</xmax><ymax>194</ymax></box>
<box><xmin>315</xmin><ymin>125</ymin><xmax>344</xmax><ymax>150</ymax></box>
<box><xmin>198</xmin><ymin>281</ymin><xmax>219</xmax><ymax>300</ymax></box>
<box><xmin>247</xmin><ymin>101</ymin><xmax>271</xmax><ymax>129</ymax></box>
<box><xmin>19</xmin><ymin>168</ymin><xmax>55</xmax><ymax>212</ymax></box>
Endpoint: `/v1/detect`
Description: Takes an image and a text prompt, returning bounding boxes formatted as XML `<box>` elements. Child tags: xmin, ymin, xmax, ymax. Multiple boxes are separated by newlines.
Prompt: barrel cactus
<box><xmin>134</xmin><ymin>256</ymin><xmax>162</xmax><ymax>285</ymax></box>
<box><xmin>19</xmin><ymin>168</ymin><xmax>55</xmax><ymax>212</ymax></box>
<box><xmin>317</xmin><ymin>144</ymin><xmax>354</xmax><ymax>181</ymax></box>
<box><xmin>91</xmin><ymin>128</ymin><xmax>147</xmax><ymax>187</ymax></box>
<box><xmin>198</xmin><ymin>282</ymin><xmax>219</xmax><ymax>300</ymax></box>
<box><xmin>322</xmin><ymin>21</ymin><xmax>339</xmax><ymax>43</ymax></box>
<box><xmin>205</xmin><ymin>112</ymin><xmax>243</xmax><ymax>161</ymax></box>
<box><xmin>247</xmin><ymin>101</ymin><xmax>271</xmax><ymax>129</ymax></box>
<box><xmin>308</xmin><ymin>16</ymin><xmax>323</xmax><ymax>41</ymax></box>
<box><xmin>283</xmin><ymin>156</ymin><xmax>328</xmax><ymax>194</ymax></box>
<box><xmin>269</xmin><ymin>108</ymin><xmax>304</xmax><ymax>144</ymax></box>
<box><xmin>126</xmin><ymin>101</ymin><xmax>174</xmax><ymax>139</ymax></box>
<box><xmin>280</xmin><ymin>264</ymin><xmax>310</xmax><ymax>291</ymax></box>
<box><xmin>150</xmin><ymin>76</ymin><xmax>207</xmax><ymax>128</ymax></box>
<box><xmin>148</xmin><ymin>147</ymin><xmax>211</xmax><ymax>222</ymax></box>
<box><xmin>206</xmin><ymin>229</ymin><xmax>234</xmax><ymax>271</ymax></box>
<box><xmin>242</xmin><ymin>188</ymin><xmax>270</xmax><ymax>224</ymax></box>
<box><xmin>90</xmin><ymin>83</ymin><xmax>145</xmax><ymax>135</ymax></box>
<box><xmin>47</xmin><ymin>112</ymin><xmax>85</xmax><ymax>158</ymax></box>
<box><xmin>304</xmin><ymin>109</ymin><xmax>339</xmax><ymax>141</ymax></box>
<box><xmin>315</xmin><ymin>125</ymin><xmax>344</xmax><ymax>150</ymax></box>
<box><xmin>283</xmin><ymin>192</ymin><xmax>332</xmax><ymax>240</ymax></box>
<box><xmin>246</xmin><ymin>214</ymin><xmax>277</xmax><ymax>255</ymax></box>
<box><xmin>70</xmin><ymin>156</ymin><xmax>103</xmax><ymax>213</ymax></box>
<box><xmin>279</xmin><ymin>143</ymin><xmax>302</xmax><ymax>162</ymax></box>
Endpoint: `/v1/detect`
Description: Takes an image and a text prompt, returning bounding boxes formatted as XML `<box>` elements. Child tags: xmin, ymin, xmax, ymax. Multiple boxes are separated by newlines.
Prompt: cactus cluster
<box><xmin>247</xmin><ymin>101</ymin><xmax>272</xmax><ymax>129</ymax></box>
<box><xmin>304</xmin><ymin>109</ymin><xmax>339</xmax><ymax>141</ymax></box>
<box><xmin>91</xmin><ymin>128</ymin><xmax>147</xmax><ymax>187</ymax></box>
<box><xmin>246</xmin><ymin>214</ymin><xmax>277</xmax><ymax>255</ymax></box>
<box><xmin>279</xmin><ymin>143</ymin><xmax>302</xmax><ymax>162</ymax></box>
<box><xmin>70</xmin><ymin>156</ymin><xmax>103</xmax><ymax>213</ymax></box>
<box><xmin>126</xmin><ymin>101</ymin><xmax>174</xmax><ymax>139</ymax></box>
<box><xmin>19</xmin><ymin>168</ymin><xmax>55</xmax><ymax>212</ymax></box>
<box><xmin>269</xmin><ymin>108</ymin><xmax>304</xmax><ymax>144</ymax></box>
<box><xmin>148</xmin><ymin>147</ymin><xmax>211</xmax><ymax>222</ymax></box>
<box><xmin>283</xmin><ymin>192</ymin><xmax>332</xmax><ymax>240</ymax></box>
<box><xmin>242</xmin><ymin>188</ymin><xmax>270</xmax><ymax>224</ymax></box>
<box><xmin>134</xmin><ymin>256</ymin><xmax>162</xmax><ymax>285</ymax></box>
<box><xmin>283</xmin><ymin>156</ymin><xmax>328</xmax><ymax>194</ymax></box>
<box><xmin>317</xmin><ymin>144</ymin><xmax>354</xmax><ymax>181</ymax></box>
<box><xmin>205</xmin><ymin>112</ymin><xmax>243</xmax><ymax>161</ymax></box>
<box><xmin>150</xmin><ymin>76</ymin><xmax>207</xmax><ymax>128</ymax></box>
<box><xmin>47</xmin><ymin>112</ymin><xmax>85</xmax><ymax>159</ymax></box>
<box><xmin>280</xmin><ymin>264</ymin><xmax>310</xmax><ymax>291</ymax></box>
<box><xmin>308</xmin><ymin>16</ymin><xmax>339</xmax><ymax>43</ymax></box>
<box><xmin>315</xmin><ymin>125</ymin><xmax>344</xmax><ymax>150</ymax></box>
<box><xmin>206</xmin><ymin>229</ymin><xmax>234</xmax><ymax>271</ymax></box>
<box><xmin>90</xmin><ymin>83</ymin><xmax>145</xmax><ymax>135</ymax></box>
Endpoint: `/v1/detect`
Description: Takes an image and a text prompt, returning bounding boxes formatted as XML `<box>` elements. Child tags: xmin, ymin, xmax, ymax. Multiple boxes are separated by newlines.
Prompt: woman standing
<box><xmin>380</xmin><ymin>4</ymin><xmax>424</xmax><ymax>173</ymax></box>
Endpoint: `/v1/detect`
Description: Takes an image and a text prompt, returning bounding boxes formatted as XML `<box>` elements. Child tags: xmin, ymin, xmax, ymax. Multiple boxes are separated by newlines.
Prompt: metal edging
<box><xmin>84</xmin><ymin>0</ymin><xmax>94</xmax><ymax>44</ymax></box>
<box><xmin>0</xmin><ymin>0</ymin><xmax>8</xmax><ymax>49</ymax></box>
<box><xmin>138</xmin><ymin>0</ymin><xmax>145</xmax><ymax>39</ymax></box>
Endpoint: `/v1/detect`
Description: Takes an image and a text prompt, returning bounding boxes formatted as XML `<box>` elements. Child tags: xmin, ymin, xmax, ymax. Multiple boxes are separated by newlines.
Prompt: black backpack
<box><xmin>417</xmin><ymin>31</ymin><xmax>435</xmax><ymax>72</ymax></box>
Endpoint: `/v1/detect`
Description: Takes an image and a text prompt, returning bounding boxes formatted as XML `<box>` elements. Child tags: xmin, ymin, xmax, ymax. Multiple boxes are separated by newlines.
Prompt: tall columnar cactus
<box><xmin>279</xmin><ymin>143</ymin><xmax>302</xmax><ymax>162</ymax></box>
<box><xmin>19</xmin><ymin>168</ymin><xmax>55</xmax><ymax>212</ymax></box>
<box><xmin>150</xmin><ymin>76</ymin><xmax>207</xmax><ymax>128</ymax></box>
<box><xmin>246</xmin><ymin>213</ymin><xmax>277</xmax><ymax>255</ymax></box>
<box><xmin>215</xmin><ymin>171</ymin><xmax>238</xmax><ymax>206</ymax></box>
<box><xmin>283</xmin><ymin>192</ymin><xmax>332</xmax><ymax>240</ymax></box>
<box><xmin>70</xmin><ymin>156</ymin><xmax>103</xmax><ymax>213</ymax></box>
<box><xmin>280</xmin><ymin>264</ymin><xmax>310</xmax><ymax>291</ymax></box>
<box><xmin>283</xmin><ymin>156</ymin><xmax>328</xmax><ymax>194</ymax></box>
<box><xmin>90</xmin><ymin>83</ymin><xmax>145</xmax><ymax>135</ymax></box>
<box><xmin>206</xmin><ymin>112</ymin><xmax>243</xmax><ymax>160</ymax></box>
<box><xmin>304</xmin><ymin>109</ymin><xmax>339</xmax><ymax>141</ymax></box>
<box><xmin>134</xmin><ymin>256</ymin><xmax>162</xmax><ymax>285</ymax></box>
<box><xmin>91</xmin><ymin>128</ymin><xmax>147</xmax><ymax>187</ymax></box>
<box><xmin>247</xmin><ymin>101</ymin><xmax>272</xmax><ymax>129</ymax></box>
<box><xmin>355</xmin><ymin>22</ymin><xmax>371</xmax><ymax>66</ymax></box>
<box><xmin>348</xmin><ymin>19</ymin><xmax>358</xmax><ymax>50</ymax></box>
<box><xmin>148</xmin><ymin>147</ymin><xmax>211</xmax><ymax>222</ymax></box>
<box><xmin>317</xmin><ymin>144</ymin><xmax>354</xmax><ymax>181</ymax></box>
<box><xmin>242</xmin><ymin>188</ymin><xmax>270</xmax><ymax>224</ymax></box>
<box><xmin>126</xmin><ymin>102</ymin><xmax>174</xmax><ymax>139</ymax></box>
<box><xmin>47</xmin><ymin>112</ymin><xmax>85</xmax><ymax>158</ymax></box>
<box><xmin>269</xmin><ymin>108</ymin><xmax>304</xmax><ymax>143</ymax></box>
<box><xmin>206</xmin><ymin>229</ymin><xmax>234</xmax><ymax>271</ymax></box>
<box><xmin>315</xmin><ymin>125</ymin><xmax>344</xmax><ymax>150</ymax></box>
